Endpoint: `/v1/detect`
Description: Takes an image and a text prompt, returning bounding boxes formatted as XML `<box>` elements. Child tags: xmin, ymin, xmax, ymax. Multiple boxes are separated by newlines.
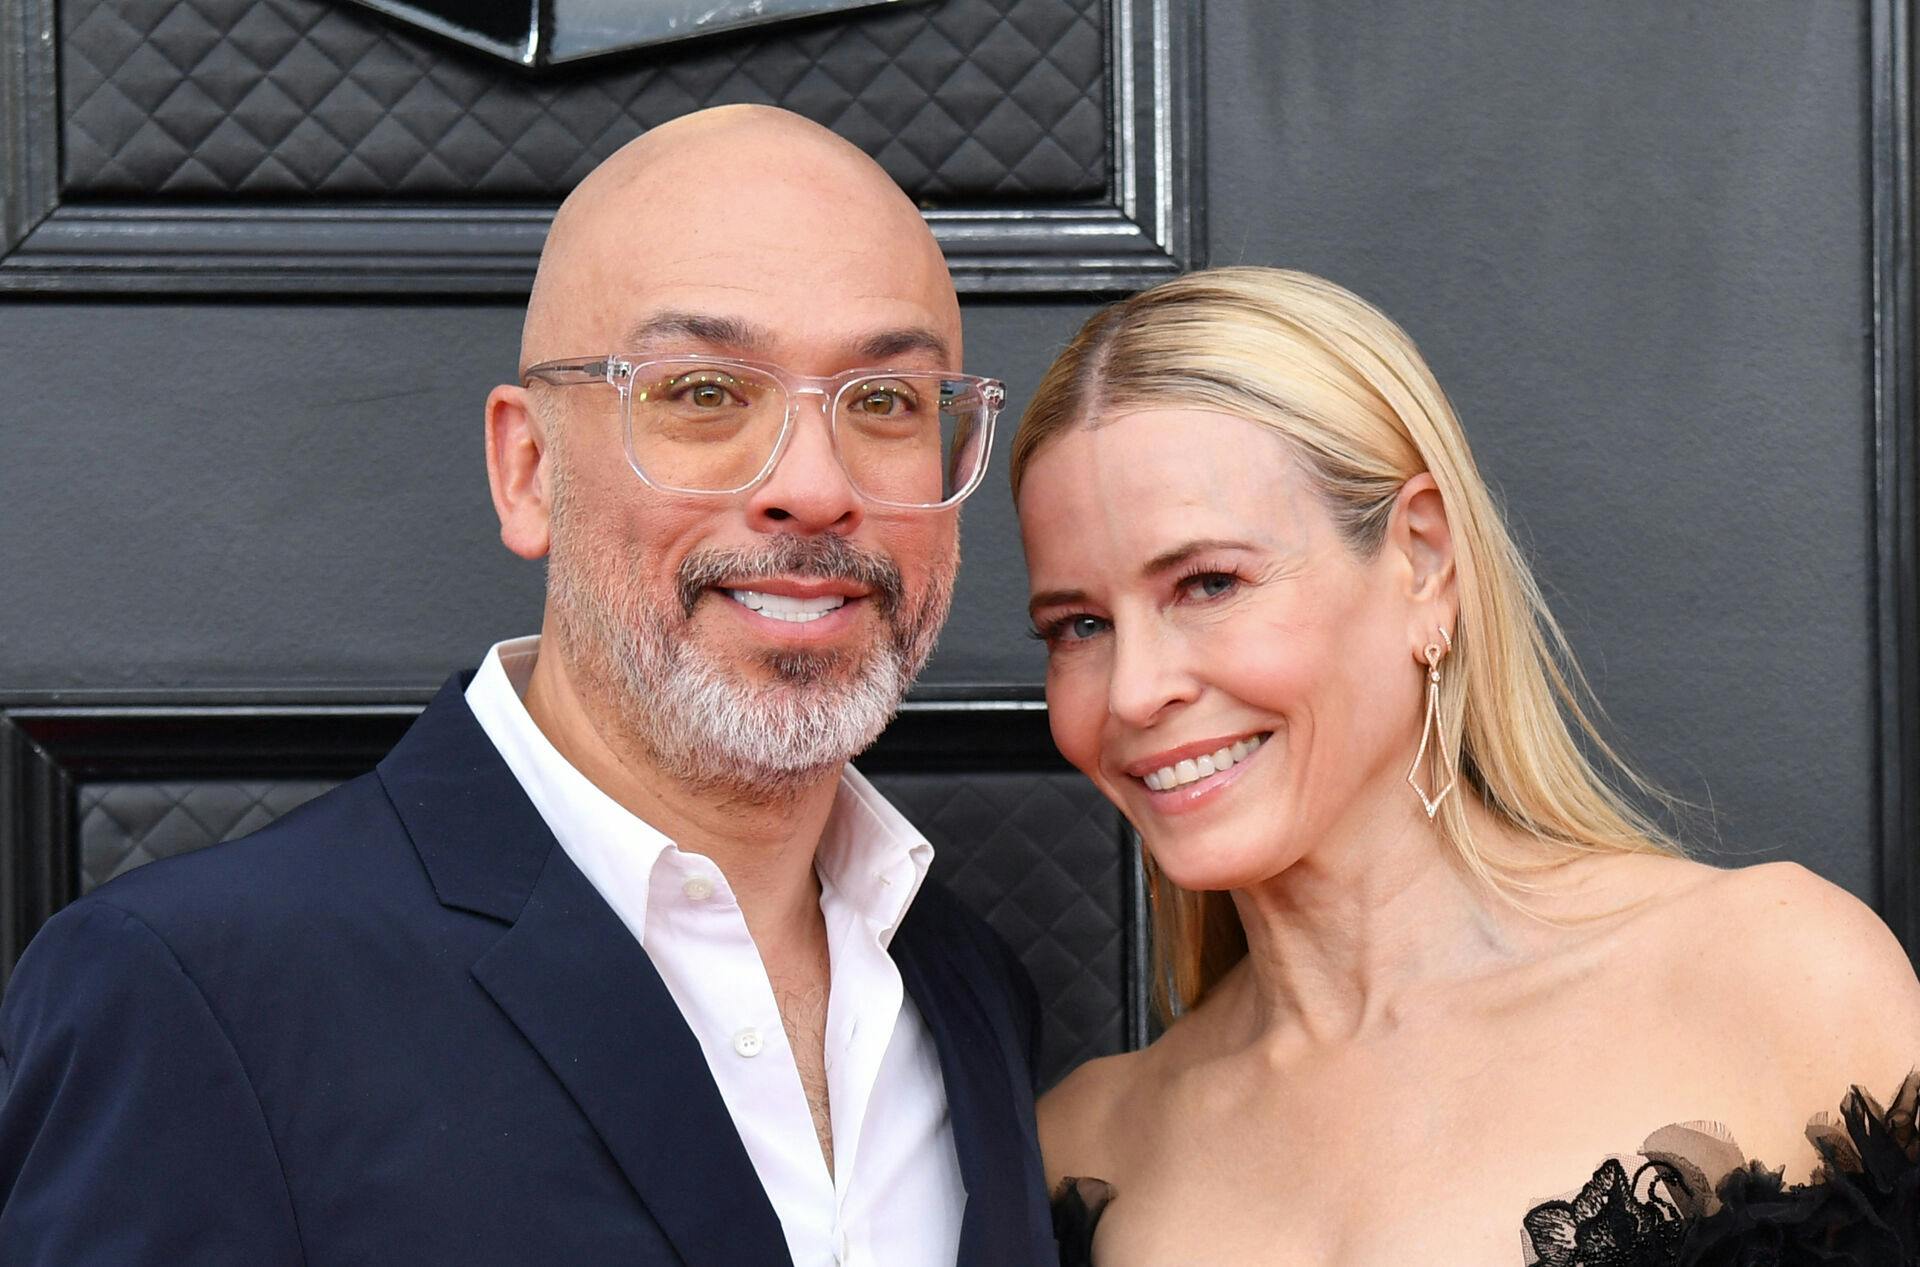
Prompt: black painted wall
<box><xmin>1</xmin><ymin>3</ymin><xmax>1907</xmax><ymax>923</ymax></box>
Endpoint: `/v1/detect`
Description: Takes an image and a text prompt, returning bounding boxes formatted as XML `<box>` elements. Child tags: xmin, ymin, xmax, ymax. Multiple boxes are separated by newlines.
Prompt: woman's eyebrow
<box><xmin>1027</xmin><ymin>538</ymin><xmax>1263</xmax><ymax>617</ymax></box>
<box><xmin>1027</xmin><ymin>587</ymin><xmax>1087</xmax><ymax>618</ymax></box>
<box><xmin>1140</xmin><ymin>538</ymin><xmax>1260</xmax><ymax>575</ymax></box>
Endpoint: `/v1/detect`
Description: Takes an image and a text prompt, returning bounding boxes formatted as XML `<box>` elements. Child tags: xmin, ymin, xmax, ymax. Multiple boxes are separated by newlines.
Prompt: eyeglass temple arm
<box><xmin>520</xmin><ymin>358</ymin><xmax>620</xmax><ymax>386</ymax></box>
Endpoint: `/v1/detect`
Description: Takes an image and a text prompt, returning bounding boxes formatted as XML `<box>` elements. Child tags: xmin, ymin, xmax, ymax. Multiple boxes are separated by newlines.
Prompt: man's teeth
<box><xmin>724</xmin><ymin>589</ymin><xmax>848</xmax><ymax>623</ymax></box>
<box><xmin>1143</xmin><ymin>735</ymin><xmax>1266</xmax><ymax>792</ymax></box>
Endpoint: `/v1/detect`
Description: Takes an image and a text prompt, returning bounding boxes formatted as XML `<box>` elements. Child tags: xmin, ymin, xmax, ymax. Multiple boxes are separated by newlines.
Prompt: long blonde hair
<box><xmin>1009</xmin><ymin>268</ymin><xmax>1682</xmax><ymax>1022</ymax></box>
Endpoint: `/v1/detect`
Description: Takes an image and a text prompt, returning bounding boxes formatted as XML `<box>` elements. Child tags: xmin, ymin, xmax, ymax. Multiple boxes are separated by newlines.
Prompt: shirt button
<box><xmin>682</xmin><ymin>875</ymin><xmax>715</xmax><ymax>901</ymax></box>
<box><xmin>732</xmin><ymin>1027</ymin><xmax>763</xmax><ymax>1058</ymax></box>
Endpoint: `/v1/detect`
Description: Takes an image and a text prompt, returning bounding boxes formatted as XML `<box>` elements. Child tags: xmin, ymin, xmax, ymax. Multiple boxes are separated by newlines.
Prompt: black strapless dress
<box><xmin>1051</xmin><ymin>1071</ymin><xmax>1920</xmax><ymax>1266</ymax></box>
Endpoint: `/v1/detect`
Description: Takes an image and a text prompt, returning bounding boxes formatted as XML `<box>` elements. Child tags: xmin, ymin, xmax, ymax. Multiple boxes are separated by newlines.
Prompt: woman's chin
<box><xmin>1146</xmin><ymin>839</ymin><xmax>1299</xmax><ymax>894</ymax></box>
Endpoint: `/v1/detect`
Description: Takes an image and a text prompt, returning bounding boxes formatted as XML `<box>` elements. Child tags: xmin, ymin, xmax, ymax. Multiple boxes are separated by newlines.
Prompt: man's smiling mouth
<box><xmin>721</xmin><ymin>589</ymin><xmax>849</xmax><ymax>624</ymax></box>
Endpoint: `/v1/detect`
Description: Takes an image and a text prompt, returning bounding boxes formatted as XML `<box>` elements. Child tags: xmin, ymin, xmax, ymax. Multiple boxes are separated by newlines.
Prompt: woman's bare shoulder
<box><xmin>1530</xmin><ymin>854</ymin><xmax>1917</xmax><ymax>1176</ymax></box>
<box><xmin>1564</xmin><ymin>851</ymin><xmax>1913</xmax><ymax>995</ymax></box>
<box><xmin>1676</xmin><ymin>860</ymin><xmax>1916</xmax><ymax>991</ymax></box>
<box><xmin>1037</xmin><ymin>1046</ymin><xmax>1152</xmax><ymax>1188</ymax></box>
<box><xmin>1037</xmin><ymin>977</ymin><xmax>1246</xmax><ymax>1187</ymax></box>
<box><xmin>1663</xmin><ymin>860</ymin><xmax>1920</xmax><ymax>1090</ymax></box>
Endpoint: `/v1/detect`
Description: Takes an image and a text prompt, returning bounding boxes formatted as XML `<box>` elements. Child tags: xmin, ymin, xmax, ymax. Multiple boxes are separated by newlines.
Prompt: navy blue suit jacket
<box><xmin>0</xmin><ymin>679</ymin><xmax>1057</xmax><ymax>1265</ymax></box>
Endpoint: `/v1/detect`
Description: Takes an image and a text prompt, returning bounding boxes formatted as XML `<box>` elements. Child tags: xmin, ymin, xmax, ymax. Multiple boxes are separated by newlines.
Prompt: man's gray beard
<box><xmin>546</xmin><ymin>484</ymin><xmax>954</xmax><ymax>801</ymax></box>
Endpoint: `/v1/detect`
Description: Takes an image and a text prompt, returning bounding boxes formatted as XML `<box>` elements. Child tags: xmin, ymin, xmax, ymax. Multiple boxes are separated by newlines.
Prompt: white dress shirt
<box><xmin>465</xmin><ymin>637</ymin><xmax>964</xmax><ymax>1267</ymax></box>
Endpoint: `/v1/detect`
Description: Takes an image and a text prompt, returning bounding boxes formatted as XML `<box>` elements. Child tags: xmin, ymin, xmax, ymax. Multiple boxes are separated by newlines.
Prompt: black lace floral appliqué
<box><xmin>1522</xmin><ymin>1158</ymin><xmax>1692</xmax><ymax>1266</ymax></box>
<box><xmin>1520</xmin><ymin>1071</ymin><xmax>1920</xmax><ymax>1267</ymax></box>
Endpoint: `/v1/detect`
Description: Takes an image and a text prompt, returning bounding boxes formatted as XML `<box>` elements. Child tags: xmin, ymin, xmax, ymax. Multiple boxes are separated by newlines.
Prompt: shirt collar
<box><xmin>464</xmin><ymin>635</ymin><xmax>934</xmax><ymax>947</ymax></box>
<box><xmin>819</xmin><ymin>764</ymin><xmax>934</xmax><ymax>945</ymax></box>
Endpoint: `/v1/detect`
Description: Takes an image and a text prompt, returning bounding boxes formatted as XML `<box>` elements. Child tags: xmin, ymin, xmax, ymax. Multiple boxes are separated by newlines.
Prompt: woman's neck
<box><xmin>1225</xmin><ymin>794</ymin><xmax>1547</xmax><ymax>1049</ymax></box>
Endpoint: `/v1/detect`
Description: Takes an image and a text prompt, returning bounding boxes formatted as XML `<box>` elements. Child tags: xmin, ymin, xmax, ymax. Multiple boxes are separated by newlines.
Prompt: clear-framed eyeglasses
<box><xmin>521</xmin><ymin>354</ymin><xmax>1006</xmax><ymax>511</ymax></box>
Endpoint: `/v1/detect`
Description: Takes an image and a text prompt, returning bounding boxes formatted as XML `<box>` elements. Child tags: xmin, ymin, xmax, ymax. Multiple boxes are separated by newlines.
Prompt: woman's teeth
<box><xmin>1143</xmin><ymin>734</ymin><xmax>1266</xmax><ymax>792</ymax></box>
<box><xmin>724</xmin><ymin>589</ymin><xmax>848</xmax><ymax>623</ymax></box>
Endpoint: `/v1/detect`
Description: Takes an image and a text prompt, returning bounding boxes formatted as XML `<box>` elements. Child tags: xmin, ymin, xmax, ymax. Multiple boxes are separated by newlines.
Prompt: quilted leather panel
<box><xmin>60</xmin><ymin>0</ymin><xmax>1107</xmax><ymax>200</ymax></box>
<box><xmin>79</xmin><ymin>780</ymin><xmax>338</xmax><ymax>892</ymax></box>
<box><xmin>77</xmin><ymin>769</ymin><xmax>1132</xmax><ymax>1081</ymax></box>
<box><xmin>868</xmin><ymin>771</ymin><xmax>1126</xmax><ymax>1084</ymax></box>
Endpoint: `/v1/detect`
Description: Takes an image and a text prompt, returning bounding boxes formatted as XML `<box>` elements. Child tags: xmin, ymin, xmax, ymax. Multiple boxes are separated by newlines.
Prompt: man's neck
<box><xmin>518</xmin><ymin>636</ymin><xmax>841</xmax><ymax>951</ymax></box>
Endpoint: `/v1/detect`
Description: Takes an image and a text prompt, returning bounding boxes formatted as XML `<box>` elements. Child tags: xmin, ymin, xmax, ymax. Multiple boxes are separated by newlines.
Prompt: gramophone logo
<box><xmin>342</xmin><ymin>0</ymin><xmax>923</xmax><ymax>67</ymax></box>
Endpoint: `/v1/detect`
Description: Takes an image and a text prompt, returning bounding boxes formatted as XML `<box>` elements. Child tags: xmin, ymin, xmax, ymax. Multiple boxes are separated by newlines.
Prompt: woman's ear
<box><xmin>485</xmin><ymin>383</ymin><xmax>554</xmax><ymax>561</ymax></box>
<box><xmin>1387</xmin><ymin>472</ymin><xmax>1458</xmax><ymax>629</ymax></box>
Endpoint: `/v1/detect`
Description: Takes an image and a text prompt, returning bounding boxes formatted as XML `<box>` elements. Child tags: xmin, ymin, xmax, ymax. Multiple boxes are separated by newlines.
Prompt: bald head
<box><xmin>520</xmin><ymin>106</ymin><xmax>960</xmax><ymax>373</ymax></box>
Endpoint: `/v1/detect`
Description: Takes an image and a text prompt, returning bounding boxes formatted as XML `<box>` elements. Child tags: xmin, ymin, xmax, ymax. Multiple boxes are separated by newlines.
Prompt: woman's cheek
<box><xmin>1048</xmin><ymin>657</ymin><xmax>1117</xmax><ymax>780</ymax></box>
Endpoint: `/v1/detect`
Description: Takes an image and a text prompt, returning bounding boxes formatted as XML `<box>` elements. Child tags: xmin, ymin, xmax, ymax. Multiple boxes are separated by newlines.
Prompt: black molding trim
<box><xmin>0</xmin><ymin>716</ymin><xmax>73</xmax><ymax>981</ymax></box>
<box><xmin>0</xmin><ymin>0</ymin><xmax>57</xmax><ymax>259</ymax></box>
<box><xmin>1871</xmin><ymin>0</ymin><xmax>1919</xmax><ymax>963</ymax></box>
<box><xmin>0</xmin><ymin>700</ymin><xmax>1080</xmax><ymax>976</ymax></box>
<box><xmin>1120</xmin><ymin>824</ymin><xmax>1151</xmax><ymax>1050</ymax></box>
<box><xmin>0</xmin><ymin>0</ymin><xmax>1202</xmax><ymax>296</ymax></box>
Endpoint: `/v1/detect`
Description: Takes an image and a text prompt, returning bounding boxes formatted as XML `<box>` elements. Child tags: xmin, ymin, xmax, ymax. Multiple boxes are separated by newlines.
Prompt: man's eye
<box><xmin>663</xmin><ymin>374</ymin><xmax>747</xmax><ymax>408</ymax></box>
<box><xmin>848</xmin><ymin>382</ymin><xmax>914</xmax><ymax>415</ymax></box>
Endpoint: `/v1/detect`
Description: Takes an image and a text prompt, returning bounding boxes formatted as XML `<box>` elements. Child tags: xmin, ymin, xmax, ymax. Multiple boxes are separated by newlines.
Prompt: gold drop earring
<box><xmin>1406</xmin><ymin>626</ymin><xmax>1456</xmax><ymax>819</ymax></box>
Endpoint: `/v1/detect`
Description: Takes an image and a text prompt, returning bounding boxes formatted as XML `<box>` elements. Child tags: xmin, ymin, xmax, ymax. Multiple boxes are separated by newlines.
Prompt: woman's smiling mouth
<box><xmin>1118</xmin><ymin>730</ymin><xmax>1272</xmax><ymax>815</ymax></box>
<box><xmin>1139</xmin><ymin>733</ymin><xmax>1268</xmax><ymax>791</ymax></box>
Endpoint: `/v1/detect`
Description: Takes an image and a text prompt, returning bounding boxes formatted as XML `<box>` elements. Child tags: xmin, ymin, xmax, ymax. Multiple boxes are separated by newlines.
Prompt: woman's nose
<box><xmin>1105</xmin><ymin>621</ymin><xmax>1199</xmax><ymax>729</ymax></box>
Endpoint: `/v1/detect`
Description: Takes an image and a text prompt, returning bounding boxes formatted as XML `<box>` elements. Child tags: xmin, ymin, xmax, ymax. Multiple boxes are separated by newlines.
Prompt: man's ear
<box><xmin>1387</xmin><ymin>472</ymin><xmax>1458</xmax><ymax>627</ymax></box>
<box><xmin>486</xmin><ymin>384</ymin><xmax>553</xmax><ymax>561</ymax></box>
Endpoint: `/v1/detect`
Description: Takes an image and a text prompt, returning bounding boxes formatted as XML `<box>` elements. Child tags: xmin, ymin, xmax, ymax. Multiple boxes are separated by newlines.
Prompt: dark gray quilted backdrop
<box><xmin>80</xmin><ymin>781</ymin><xmax>336</xmax><ymax>889</ymax></box>
<box><xmin>59</xmin><ymin>0</ymin><xmax>1107</xmax><ymax>199</ymax></box>
<box><xmin>0</xmin><ymin>0</ymin><xmax>1905</xmax><ymax>1038</ymax></box>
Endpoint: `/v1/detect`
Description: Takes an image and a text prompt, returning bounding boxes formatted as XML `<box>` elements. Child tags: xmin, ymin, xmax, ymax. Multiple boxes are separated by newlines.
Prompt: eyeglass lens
<box><xmin>625</xmin><ymin>363</ymin><xmax>991</xmax><ymax>506</ymax></box>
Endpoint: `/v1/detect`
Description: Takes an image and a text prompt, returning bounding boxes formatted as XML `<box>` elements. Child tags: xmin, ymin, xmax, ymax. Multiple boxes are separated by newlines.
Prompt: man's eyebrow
<box><xmin>854</xmin><ymin>327</ymin><xmax>954</xmax><ymax>365</ymax></box>
<box><xmin>617</xmin><ymin>316</ymin><xmax>952</xmax><ymax>366</ymax></box>
<box><xmin>621</xmin><ymin>312</ymin><xmax>768</xmax><ymax>352</ymax></box>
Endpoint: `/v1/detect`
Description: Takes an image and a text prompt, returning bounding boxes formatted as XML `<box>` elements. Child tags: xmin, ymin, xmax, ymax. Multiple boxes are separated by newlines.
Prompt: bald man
<box><xmin>0</xmin><ymin>108</ymin><xmax>1056</xmax><ymax>1267</ymax></box>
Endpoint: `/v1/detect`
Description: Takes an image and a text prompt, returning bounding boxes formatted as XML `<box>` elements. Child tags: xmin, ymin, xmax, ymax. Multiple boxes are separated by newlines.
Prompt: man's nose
<box><xmin>743</xmin><ymin>392</ymin><xmax>863</xmax><ymax>535</ymax></box>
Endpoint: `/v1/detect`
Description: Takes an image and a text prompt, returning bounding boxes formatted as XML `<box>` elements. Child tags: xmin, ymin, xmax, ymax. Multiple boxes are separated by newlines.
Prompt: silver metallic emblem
<box><xmin>341</xmin><ymin>0</ymin><xmax>925</xmax><ymax>68</ymax></box>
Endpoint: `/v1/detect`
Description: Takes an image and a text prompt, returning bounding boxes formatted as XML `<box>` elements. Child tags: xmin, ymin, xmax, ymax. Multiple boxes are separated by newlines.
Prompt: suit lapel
<box><xmin>892</xmin><ymin>913</ymin><xmax>1049</xmax><ymax>1265</ymax></box>
<box><xmin>471</xmin><ymin>845</ymin><xmax>789</xmax><ymax>1266</ymax></box>
<box><xmin>379</xmin><ymin>679</ymin><xmax>791</xmax><ymax>1267</ymax></box>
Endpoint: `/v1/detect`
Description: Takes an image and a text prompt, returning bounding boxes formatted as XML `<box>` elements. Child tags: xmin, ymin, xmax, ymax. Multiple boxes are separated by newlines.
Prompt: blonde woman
<box><xmin>1015</xmin><ymin>268</ymin><xmax>1920</xmax><ymax>1265</ymax></box>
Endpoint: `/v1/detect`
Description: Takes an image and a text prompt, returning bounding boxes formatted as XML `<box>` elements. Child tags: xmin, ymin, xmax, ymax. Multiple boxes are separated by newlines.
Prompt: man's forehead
<box><xmin>602</xmin><ymin>222</ymin><xmax>957</xmax><ymax>319</ymax></box>
<box><xmin>524</xmin><ymin>114</ymin><xmax>961</xmax><ymax>369</ymax></box>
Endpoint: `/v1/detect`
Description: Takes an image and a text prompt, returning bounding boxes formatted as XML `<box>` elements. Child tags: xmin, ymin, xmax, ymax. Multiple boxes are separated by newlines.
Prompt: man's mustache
<box><xmin>676</xmin><ymin>536</ymin><xmax>904</xmax><ymax>619</ymax></box>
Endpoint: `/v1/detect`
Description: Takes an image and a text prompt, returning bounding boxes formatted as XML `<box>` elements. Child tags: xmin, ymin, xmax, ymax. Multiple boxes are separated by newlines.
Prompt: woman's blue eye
<box><xmin>1028</xmin><ymin>614</ymin><xmax>1107</xmax><ymax>646</ymax></box>
<box><xmin>1188</xmin><ymin>572</ymin><xmax>1236</xmax><ymax>599</ymax></box>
